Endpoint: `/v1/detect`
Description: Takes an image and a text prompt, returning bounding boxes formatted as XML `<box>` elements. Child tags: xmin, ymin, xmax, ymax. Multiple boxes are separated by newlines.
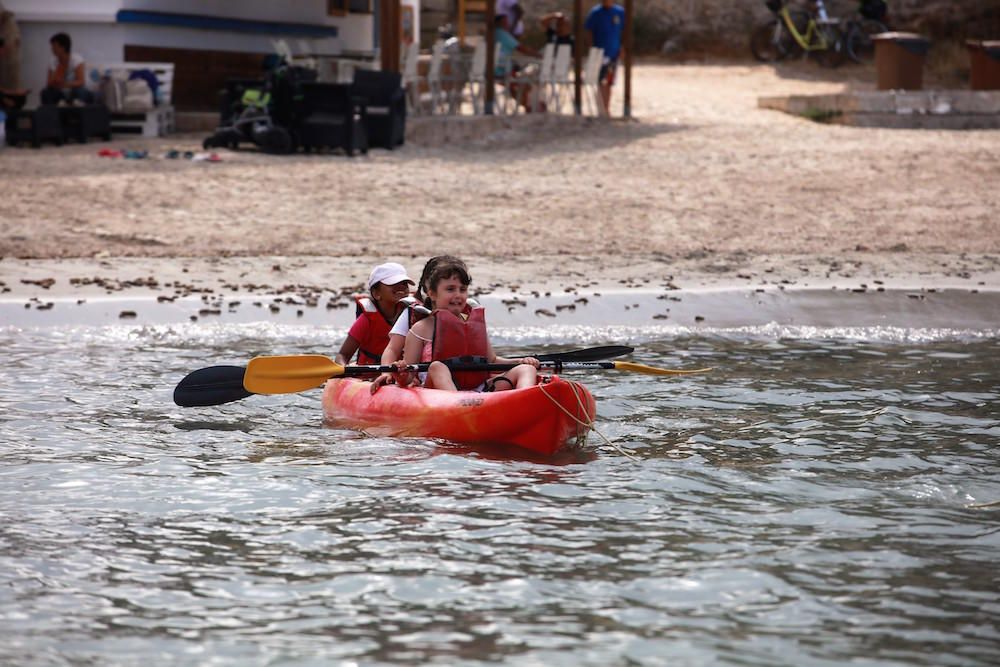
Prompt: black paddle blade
<box><xmin>173</xmin><ymin>365</ymin><xmax>253</xmax><ymax>407</ymax></box>
<box><xmin>537</xmin><ymin>345</ymin><xmax>634</xmax><ymax>362</ymax></box>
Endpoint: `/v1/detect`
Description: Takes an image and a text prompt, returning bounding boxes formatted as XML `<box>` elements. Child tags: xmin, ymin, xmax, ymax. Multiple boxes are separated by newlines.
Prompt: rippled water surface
<box><xmin>1</xmin><ymin>322</ymin><xmax>998</xmax><ymax>666</ymax></box>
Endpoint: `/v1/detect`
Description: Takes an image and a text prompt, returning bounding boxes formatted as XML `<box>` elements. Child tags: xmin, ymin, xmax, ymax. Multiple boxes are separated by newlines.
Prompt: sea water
<box><xmin>0</xmin><ymin>320</ymin><xmax>998</xmax><ymax>666</ymax></box>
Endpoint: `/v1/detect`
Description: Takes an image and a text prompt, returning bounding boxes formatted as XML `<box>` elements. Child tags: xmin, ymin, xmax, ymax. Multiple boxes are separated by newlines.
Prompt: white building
<box><xmin>6</xmin><ymin>0</ymin><xmax>419</xmax><ymax>109</ymax></box>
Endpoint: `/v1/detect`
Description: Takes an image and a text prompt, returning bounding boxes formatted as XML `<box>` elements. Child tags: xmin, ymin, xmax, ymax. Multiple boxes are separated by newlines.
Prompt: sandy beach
<box><xmin>2</xmin><ymin>60</ymin><xmax>999</xmax><ymax>310</ymax></box>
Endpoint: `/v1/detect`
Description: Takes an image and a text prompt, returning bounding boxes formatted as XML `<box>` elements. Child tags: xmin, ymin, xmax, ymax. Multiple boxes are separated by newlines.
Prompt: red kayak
<box><xmin>322</xmin><ymin>375</ymin><xmax>596</xmax><ymax>455</ymax></box>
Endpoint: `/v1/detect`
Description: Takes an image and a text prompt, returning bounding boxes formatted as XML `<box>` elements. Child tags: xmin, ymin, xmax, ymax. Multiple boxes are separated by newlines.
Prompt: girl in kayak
<box><xmin>373</xmin><ymin>255</ymin><xmax>456</xmax><ymax>380</ymax></box>
<box><xmin>334</xmin><ymin>262</ymin><xmax>415</xmax><ymax>366</ymax></box>
<box><xmin>386</xmin><ymin>256</ymin><xmax>540</xmax><ymax>392</ymax></box>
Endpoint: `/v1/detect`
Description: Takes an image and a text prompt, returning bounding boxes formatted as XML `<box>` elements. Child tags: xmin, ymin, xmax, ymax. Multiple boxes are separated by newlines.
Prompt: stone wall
<box><xmin>420</xmin><ymin>1</ymin><xmax>1000</xmax><ymax>52</ymax></box>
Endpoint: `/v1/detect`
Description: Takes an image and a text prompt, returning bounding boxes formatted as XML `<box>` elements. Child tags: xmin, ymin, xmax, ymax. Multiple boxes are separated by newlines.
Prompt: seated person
<box><xmin>41</xmin><ymin>32</ymin><xmax>94</xmax><ymax>106</ymax></box>
<box><xmin>496</xmin><ymin>0</ymin><xmax>525</xmax><ymax>37</ymax></box>
<box><xmin>494</xmin><ymin>15</ymin><xmax>542</xmax><ymax>112</ymax></box>
<box><xmin>540</xmin><ymin>11</ymin><xmax>575</xmax><ymax>47</ymax></box>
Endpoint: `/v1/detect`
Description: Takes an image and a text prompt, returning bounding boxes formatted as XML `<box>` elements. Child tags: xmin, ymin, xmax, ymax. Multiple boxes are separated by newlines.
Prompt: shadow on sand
<box><xmin>403</xmin><ymin>115</ymin><xmax>691</xmax><ymax>163</ymax></box>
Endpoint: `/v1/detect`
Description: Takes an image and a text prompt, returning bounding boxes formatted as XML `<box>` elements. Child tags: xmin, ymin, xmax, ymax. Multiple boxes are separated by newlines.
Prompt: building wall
<box><xmin>7</xmin><ymin>0</ymin><xmax>385</xmax><ymax>107</ymax></box>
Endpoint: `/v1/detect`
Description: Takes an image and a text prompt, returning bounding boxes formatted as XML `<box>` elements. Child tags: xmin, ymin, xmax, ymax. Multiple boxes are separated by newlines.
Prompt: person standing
<box><xmin>540</xmin><ymin>11</ymin><xmax>574</xmax><ymax>48</ymax></box>
<box><xmin>0</xmin><ymin>0</ymin><xmax>26</xmax><ymax>109</ymax></box>
<box><xmin>584</xmin><ymin>0</ymin><xmax>625</xmax><ymax>115</ymax></box>
<box><xmin>41</xmin><ymin>32</ymin><xmax>93</xmax><ymax>105</ymax></box>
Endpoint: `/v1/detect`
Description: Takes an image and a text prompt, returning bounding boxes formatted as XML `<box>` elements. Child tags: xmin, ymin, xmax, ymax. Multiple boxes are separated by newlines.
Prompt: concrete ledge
<box><xmin>758</xmin><ymin>90</ymin><xmax>1000</xmax><ymax>129</ymax></box>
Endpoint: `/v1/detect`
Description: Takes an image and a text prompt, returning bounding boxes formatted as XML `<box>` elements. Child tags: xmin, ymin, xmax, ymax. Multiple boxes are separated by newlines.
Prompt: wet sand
<box><xmin>2</xmin><ymin>61</ymin><xmax>999</xmax><ymax>328</ymax></box>
<box><xmin>3</xmin><ymin>253</ymin><xmax>996</xmax><ymax>332</ymax></box>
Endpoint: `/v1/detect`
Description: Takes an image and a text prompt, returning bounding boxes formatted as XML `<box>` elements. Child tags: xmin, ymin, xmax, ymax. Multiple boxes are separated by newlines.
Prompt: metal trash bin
<box><xmin>873</xmin><ymin>32</ymin><xmax>931</xmax><ymax>90</ymax></box>
<box><xmin>967</xmin><ymin>40</ymin><xmax>1000</xmax><ymax>90</ymax></box>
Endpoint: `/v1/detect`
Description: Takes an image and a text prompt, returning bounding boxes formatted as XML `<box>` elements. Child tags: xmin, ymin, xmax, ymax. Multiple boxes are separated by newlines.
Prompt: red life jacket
<box><xmin>405</xmin><ymin>297</ymin><xmax>475</xmax><ymax>327</ymax></box>
<box><xmin>431</xmin><ymin>305</ymin><xmax>490</xmax><ymax>390</ymax></box>
<box><xmin>353</xmin><ymin>295</ymin><xmax>415</xmax><ymax>365</ymax></box>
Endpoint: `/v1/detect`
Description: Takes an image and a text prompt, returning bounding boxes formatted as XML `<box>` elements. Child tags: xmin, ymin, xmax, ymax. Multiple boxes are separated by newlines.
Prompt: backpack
<box><xmin>97</xmin><ymin>75</ymin><xmax>126</xmax><ymax>112</ymax></box>
<box><xmin>121</xmin><ymin>78</ymin><xmax>154</xmax><ymax>112</ymax></box>
<box><xmin>128</xmin><ymin>69</ymin><xmax>160</xmax><ymax>104</ymax></box>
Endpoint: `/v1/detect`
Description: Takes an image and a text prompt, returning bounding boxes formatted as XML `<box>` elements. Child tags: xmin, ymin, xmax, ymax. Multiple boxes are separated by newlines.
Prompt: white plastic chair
<box><xmin>493</xmin><ymin>43</ymin><xmax>518</xmax><ymax>116</ymax></box>
<box><xmin>582</xmin><ymin>47</ymin><xmax>606</xmax><ymax>117</ymax></box>
<box><xmin>272</xmin><ymin>39</ymin><xmax>293</xmax><ymax>63</ymax></box>
<box><xmin>426</xmin><ymin>40</ymin><xmax>447</xmax><ymax>114</ymax></box>
<box><xmin>272</xmin><ymin>38</ymin><xmax>316</xmax><ymax>69</ymax></box>
<box><xmin>466</xmin><ymin>40</ymin><xmax>487</xmax><ymax>114</ymax></box>
<box><xmin>401</xmin><ymin>41</ymin><xmax>420</xmax><ymax>114</ymax></box>
<box><xmin>549</xmin><ymin>44</ymin><xmax>573</xmax><ymax>114</ymax></box>
<box><xmin>533</xmin><ymin>42</ymin><xmax>556</xmax><ymax>112</ymax></box>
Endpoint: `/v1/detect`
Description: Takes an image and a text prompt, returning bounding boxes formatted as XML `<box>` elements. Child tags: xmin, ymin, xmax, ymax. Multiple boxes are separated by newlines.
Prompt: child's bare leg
<box><xmin>425</xmin><ymin>361</ymin><xmax>457</xmax><ymax>391</ymax></box>
<box><xmin>500</xmin><ymin>364</ymin><xmax>537</xmax><ymax>390</ymax></box>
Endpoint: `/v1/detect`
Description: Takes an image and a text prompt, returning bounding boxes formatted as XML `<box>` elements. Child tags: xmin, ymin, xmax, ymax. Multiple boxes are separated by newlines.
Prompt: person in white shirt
<box><xmin>41</xmin><ymin>32</ymin><xmax>93</xmax><ymax>105</ymax></box>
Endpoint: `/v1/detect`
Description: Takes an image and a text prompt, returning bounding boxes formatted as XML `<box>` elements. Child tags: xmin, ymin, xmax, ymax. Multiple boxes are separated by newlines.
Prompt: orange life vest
<box><xmin>353</xmin><ymin>295</ymin><xmax>415</xmax><ymax>365</ymax></box>
<box><xmin>431</xmin><ymin>306</ymin><xmax>490</xmax><ymax>390</ymax></box>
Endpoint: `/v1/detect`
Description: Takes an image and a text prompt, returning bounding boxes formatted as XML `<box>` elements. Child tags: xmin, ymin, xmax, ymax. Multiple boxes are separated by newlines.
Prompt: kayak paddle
<box><xmin>171</xmin><ymin>365</ymin><xmax>253</xmax><ymax>407</ymax></box>
<box><xmin>173</xmin><ymin>344</ymin><xmax>635</xmax><ymax>407</ymax></box>
<box><xmin>243</xmin><ymin>354</ymin><xmax>712</xmax><ymax>395</ymax></box>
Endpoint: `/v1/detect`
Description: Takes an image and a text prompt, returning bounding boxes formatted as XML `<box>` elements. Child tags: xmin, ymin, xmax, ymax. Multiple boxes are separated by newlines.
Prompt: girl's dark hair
<box><xmin>50</xmin><ymin>33</ymin><xmax>71</xmax><ymax>53</ymax></box>
<box><xmin>416</xmin><ymin>255</ymin><xmax>469</xmax><ymax>308</ymax></box>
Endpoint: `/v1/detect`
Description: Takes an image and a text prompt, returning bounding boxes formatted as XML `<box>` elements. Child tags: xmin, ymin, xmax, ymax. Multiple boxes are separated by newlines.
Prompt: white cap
<box><xmin>368</xmin><ymin>262</ymin><xmax>415</xmax><ymax>290</ymax></box>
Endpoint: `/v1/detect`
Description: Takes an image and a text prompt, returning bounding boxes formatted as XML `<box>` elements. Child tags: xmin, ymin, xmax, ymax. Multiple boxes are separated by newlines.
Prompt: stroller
<box><xmin>203</xmin><ymin>84</ymin><xmax>293</xmax><ymax>154</ymax></box>
<box><xmin>202</xmin><ymin>62</ymin><xmax>316</xmax><ymax>154</ymax></box>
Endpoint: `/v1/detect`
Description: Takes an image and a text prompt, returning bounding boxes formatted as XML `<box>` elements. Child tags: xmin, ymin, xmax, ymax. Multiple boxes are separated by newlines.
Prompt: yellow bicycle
<box><xmin>751</xmin><ymin>0</ymin><xmax>846</xmax><ymax>68</ymax></box>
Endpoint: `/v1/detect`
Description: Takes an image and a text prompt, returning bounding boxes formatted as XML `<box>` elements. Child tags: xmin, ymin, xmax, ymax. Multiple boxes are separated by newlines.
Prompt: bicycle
<box><xmin>842</xmin><ymin>0</ymin><xmax>890</xmax><ymax>64</ymax></box>
<box><xmin>750</xmin><ymin>0</ymin><xmax>846</xmax><ymax>68</ymax></box>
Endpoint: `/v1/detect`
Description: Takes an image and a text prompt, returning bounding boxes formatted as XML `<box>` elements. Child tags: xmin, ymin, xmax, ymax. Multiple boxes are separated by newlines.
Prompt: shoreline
<box><xmin>3</xmin><ymin>251</ymin><xmax>997</xmax><ymax>298</ymax></box>
<box><xmin>3</xmin><ymin>253</ymin><xmax>997</xmax><ymax>333</ymax></box>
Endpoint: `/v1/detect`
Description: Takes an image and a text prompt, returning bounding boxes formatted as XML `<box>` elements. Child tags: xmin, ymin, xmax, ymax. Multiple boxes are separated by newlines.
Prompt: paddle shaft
<box><xmin>245</xmin><ymin>355</ymin><xmax>710</xmax><ymax>394</ymax></box>
<box><xmin>173</xmin><ymin>345</ymin><xmax>636</xmax><ymax>407</ymax></box>
<box><xmin>337</xmin><ymin>360</ymin><xmax>612</xmax><ymax>377</ymax></box>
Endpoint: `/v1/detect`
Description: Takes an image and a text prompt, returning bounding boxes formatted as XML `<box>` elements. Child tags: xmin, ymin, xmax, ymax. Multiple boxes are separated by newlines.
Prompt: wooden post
<box><xmin>624</xmin><ymin>0</ymin><xmax>633</xmax><ymax>117</ymax></box>
<box><xmin>485</xmin><ymin>1</ymin><xmax>495</xmax><ymax>114</ymax></box>
<box><xmin>574</xmin><ymin>0</ymin><xmax>583</xmax><ymax>115</ymax></box>
<box><xmin>379</xmin><ymin>0</ymin><xmax>401</xmax><ymax>73</ymax></box>
<box><xmin>458</xmin><ymin>0</ymin><xmax>467</xmax><ymax>46</ymax></box>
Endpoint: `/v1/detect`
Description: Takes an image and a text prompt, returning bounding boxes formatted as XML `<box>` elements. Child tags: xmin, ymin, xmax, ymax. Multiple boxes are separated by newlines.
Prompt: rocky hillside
<box><xmin>421</xmin><ymin>1</ymin><xmax>1000</xmax><ymax>53</ymax></box>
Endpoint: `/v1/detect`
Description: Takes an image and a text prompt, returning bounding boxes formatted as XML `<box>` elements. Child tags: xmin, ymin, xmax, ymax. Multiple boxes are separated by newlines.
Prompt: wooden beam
<box><xmin>486</xmin><ymin>0</ymin><xmax>495</xmax><ymax>114</ymax></box>
<box><xmin>574</xmin><ymin>0</ymin><xmax>582</xmax><ymax>115</ymax></box>
<box><xmin>624</xmin><ymin>0</ymin><xmax>633</xmax><ymax>117</ymax></box>
<box><xmin>378</xmin><ymin>0</ymin><xmax>401</xmax><ymax>73</ymax></box>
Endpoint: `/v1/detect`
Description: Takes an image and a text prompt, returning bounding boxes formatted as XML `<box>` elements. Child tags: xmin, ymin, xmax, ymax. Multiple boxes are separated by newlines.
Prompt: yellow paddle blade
<box><xmin>244</xmin><ymin>355</ymin><xmax>345</xmax><ymax>394</ymax></box>
<box><xmin>612</xmin><ymin>361</ymin><xmax>714</xmax><ymax>376</ymax></box>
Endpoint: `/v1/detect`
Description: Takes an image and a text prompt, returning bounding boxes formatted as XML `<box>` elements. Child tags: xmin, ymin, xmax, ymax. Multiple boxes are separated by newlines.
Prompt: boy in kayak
<box><xmin>390</xmin><ymin>256</ymin><xmax>539</xmax><ymax>392</ymax></box>
<box><xmin>334</xmin><ymin>262</ymin><xmax>415</xmax><ymax>366</ymax></box>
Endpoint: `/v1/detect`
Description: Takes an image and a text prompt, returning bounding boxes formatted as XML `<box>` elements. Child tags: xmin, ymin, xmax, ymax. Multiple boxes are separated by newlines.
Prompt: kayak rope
<box><xmin>538</xmin><ymin>380</ymin><xmax>640</xmax><ymax>462</ymax></box>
